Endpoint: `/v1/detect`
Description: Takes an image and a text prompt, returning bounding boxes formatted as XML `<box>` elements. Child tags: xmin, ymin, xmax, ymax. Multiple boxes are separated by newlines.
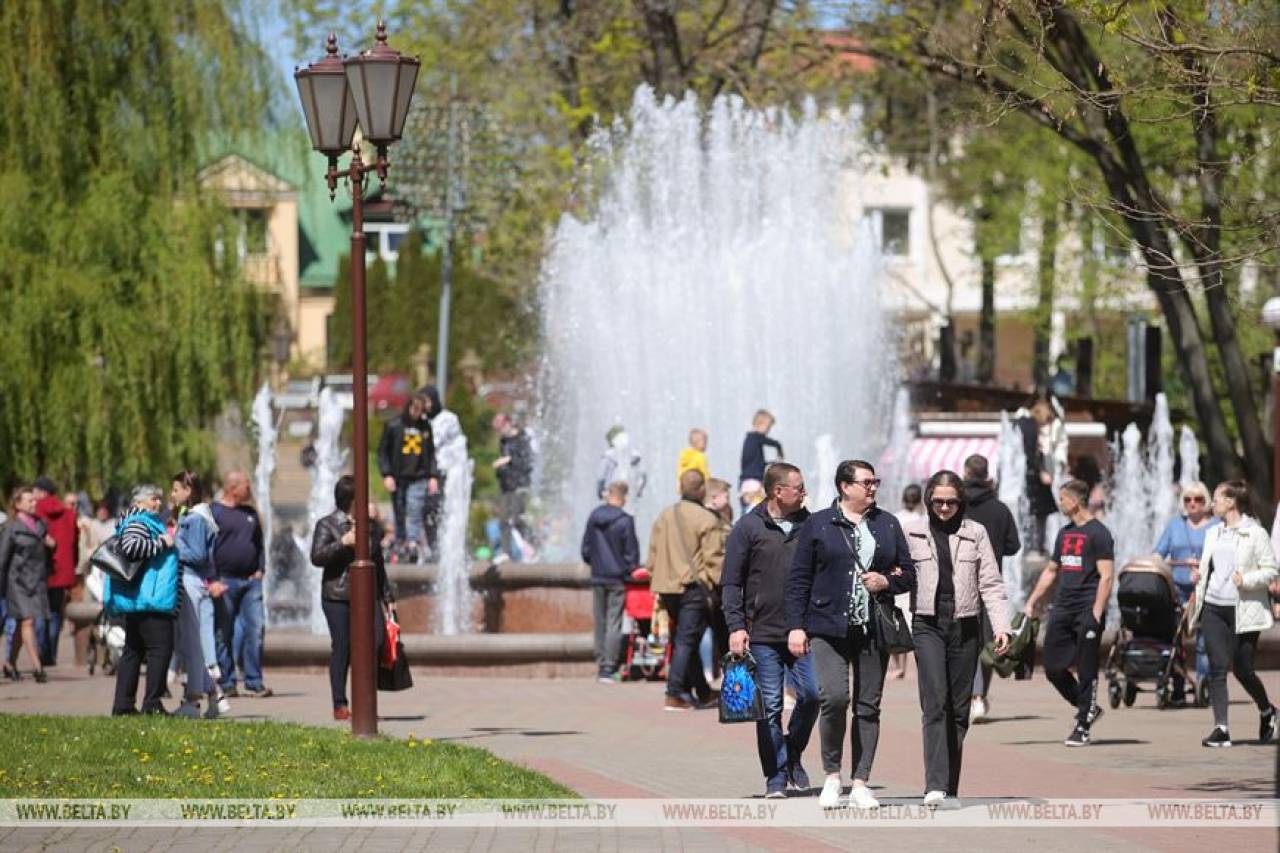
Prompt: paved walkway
<box><xmin>2</xmin><ymin>652</ymin><xmax>1277</xmax><ymax>851</ymax></box>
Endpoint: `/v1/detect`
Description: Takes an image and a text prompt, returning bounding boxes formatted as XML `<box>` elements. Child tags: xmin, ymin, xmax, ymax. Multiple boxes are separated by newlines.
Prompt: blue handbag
<box><xmin>718</xmin><ymin>651</ymin><xmax>765</xmax><ymax>724</ymax></box>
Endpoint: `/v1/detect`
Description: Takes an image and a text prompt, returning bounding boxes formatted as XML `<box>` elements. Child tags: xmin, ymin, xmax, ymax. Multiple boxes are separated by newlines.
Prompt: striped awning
<box><xmin>882</xmin><ymin>437</ymin><xmax>1001</xmax><ymax>483</ymax></box>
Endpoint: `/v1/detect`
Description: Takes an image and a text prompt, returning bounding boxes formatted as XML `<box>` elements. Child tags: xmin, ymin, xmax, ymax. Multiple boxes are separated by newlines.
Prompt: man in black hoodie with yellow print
<box><xmin>581</xmin><ymin>481</ymin><xmax>640</xmax><ymax>683</ymax></box>
<box><xmin>377</xmin><ymin>393</ymin><xmax>439</xmax><ymax>562</ymax></box>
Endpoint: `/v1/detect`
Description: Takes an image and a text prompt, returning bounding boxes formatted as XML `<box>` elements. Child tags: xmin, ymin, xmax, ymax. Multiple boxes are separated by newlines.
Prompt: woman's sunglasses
<box><xmin>930</xmin><ymin>498</ymin><xmax>960</xmax><ymax>509</ymax></box>
<box><xmin>1183</xmin><ymin>496</ymin><xmax>1205</xmax><ymax>506</ymax></box>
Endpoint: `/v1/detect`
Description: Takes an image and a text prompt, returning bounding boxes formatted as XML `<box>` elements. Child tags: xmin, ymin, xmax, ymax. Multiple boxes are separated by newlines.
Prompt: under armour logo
<box><xmin>1060</xmin><ymin>533</ymin><xmax>1086</xmax><ymax>557</ymax></box>
<box><xmin>1085</xmin><ymin>630</ymin><xmax>1097</xmax><ymax>639</ymax></box>
<box><xmin>402</xmin><ymin>434</ymin><xmax>423</xmax><ymax>455</ymax></box>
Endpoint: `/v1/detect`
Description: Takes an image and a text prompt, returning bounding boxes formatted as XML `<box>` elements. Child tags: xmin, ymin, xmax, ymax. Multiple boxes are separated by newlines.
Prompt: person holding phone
<box><xmin>311</xmin><ymin>475</ymin><xmax>396</xmax><ymax>720</ymax></box>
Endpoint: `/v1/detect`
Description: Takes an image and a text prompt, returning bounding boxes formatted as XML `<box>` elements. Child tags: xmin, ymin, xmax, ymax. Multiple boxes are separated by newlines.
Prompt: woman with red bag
<box><xmin>311</xmin><ymin>475</ymin><xmax>396</xmax><ymax>720</ymax></box>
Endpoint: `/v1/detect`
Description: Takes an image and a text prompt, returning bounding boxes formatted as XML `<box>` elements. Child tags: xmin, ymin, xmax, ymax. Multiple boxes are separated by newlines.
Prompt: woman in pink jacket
<box><xmin>904</xmin><ymin>470</ymin><xmax>1011</xmax><ymax>809</ymax></box>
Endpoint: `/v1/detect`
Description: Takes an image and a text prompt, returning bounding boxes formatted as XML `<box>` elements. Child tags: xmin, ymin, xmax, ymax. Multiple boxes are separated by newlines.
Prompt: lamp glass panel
<box><xmin>346</xmin><ymin>61</ymin><xmax>398</xmax><ymax>142</ymax></box>
<box><xmin>391</xmin><ymin>62</ymin><xmax>419</xmax><ymax>139</ymax></box>
<box><xmin>295</xmin><ymin>76</ymin><xmax>324</xmax><ymax>151</ymax></box>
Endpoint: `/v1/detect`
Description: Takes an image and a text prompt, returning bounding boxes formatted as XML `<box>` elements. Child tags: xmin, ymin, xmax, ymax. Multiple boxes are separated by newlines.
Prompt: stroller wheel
<box><xmin>1108</xmin><ymin>680</ymin><xmax>1122</xmax><ymax>709</ymax></box>
<box><xmin>1195</xmin><ymin>679</ymin><xmax>1210</xmax><ymax>708</ymax></box>
<box><xmin>1155</xmin><ymin>680</ymin><xmax>1171</xmax><ymax>710</ymax></box>
<box><xmin>1123</xmin><ymin>680</ymin><xmax>1138</xmax><ymax>707</ymax></box>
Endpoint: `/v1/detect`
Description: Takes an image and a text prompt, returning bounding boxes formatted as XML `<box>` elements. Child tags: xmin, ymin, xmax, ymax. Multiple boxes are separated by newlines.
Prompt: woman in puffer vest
<box><xmin>105</xmin><ymin>484</ymin><xmax>179</xmax><ymax>715</ymax></box>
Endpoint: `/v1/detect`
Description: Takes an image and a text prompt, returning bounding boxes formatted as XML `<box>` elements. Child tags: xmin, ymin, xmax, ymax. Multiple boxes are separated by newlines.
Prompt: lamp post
<box><xmin>1262</xmin><ymin>298</ymin><xmax>1280</xmax><ymax>506</ymax></box>
<box><xmin>295</xmin><ymin>22</ymin><xmax>419</xmax><ymax>739</ymax></box>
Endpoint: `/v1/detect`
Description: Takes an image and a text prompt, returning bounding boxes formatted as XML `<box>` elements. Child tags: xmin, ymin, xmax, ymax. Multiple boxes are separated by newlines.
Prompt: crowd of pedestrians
<box><xmin>578</xmin><ymin>408</ymin><xmax>1280</xmax><ymax>809</ymax></box>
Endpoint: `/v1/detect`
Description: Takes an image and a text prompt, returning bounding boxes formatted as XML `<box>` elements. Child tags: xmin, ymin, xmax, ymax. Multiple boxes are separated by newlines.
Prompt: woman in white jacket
<box><xmin>1192</xmin><ymin>480</ymin><xmax>1278</xmax><ymax>747</ymax></box>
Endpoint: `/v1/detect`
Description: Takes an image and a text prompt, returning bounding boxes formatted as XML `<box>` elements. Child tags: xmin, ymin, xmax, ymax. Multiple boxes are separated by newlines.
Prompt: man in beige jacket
<box><xmin>649</xmin><ymin>469</ymin><xmax>726</xmax><ymax>711</ymax></box>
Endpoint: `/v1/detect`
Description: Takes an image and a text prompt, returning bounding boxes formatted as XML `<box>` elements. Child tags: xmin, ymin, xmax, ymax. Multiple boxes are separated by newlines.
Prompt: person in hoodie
<box><xmin>961</xmin><ymin>454</ymin><xmax>1021</xmax><ymax>724</ymax></box>
<box><xmin>105</xmin><ymin>485</ymin><xmax>179</xmax><ymax>715</ymax></box>
<box><xmin>32</xmin><ymin>477</ymin><xmax>77</xmax><ymax>666</ymax></box>
<box><xmin>723</xmin><ymin>462</ymin><xmax>817</xmax><ymax>799</ymax></box>
<box><xmin>738</xmin><ymin>410</ymin><xmax>784</xmax><ymax>510</ymax></box>
<box><xmin>0</xmin><ymin>485</ymin><xmax>52</xmax><ymax>682</ymax></box>
<box><xmin>170</xmin><ymin>471</ymin><xmax>228</xmax><ymax>719</ymax></box>
<box><xmin>419</xmin><ymin>384</ymin><xmax>449</xmax><ymax>554</ymax></box>
<box><xmin>581</xmin><ymin>481</ymin><xmax>640</xmax><ymax>683</ymax></box>
<box><xmin>377</xmin><ymin>393</ymin><xmax>440</xmax><ymax>561</ymax></box>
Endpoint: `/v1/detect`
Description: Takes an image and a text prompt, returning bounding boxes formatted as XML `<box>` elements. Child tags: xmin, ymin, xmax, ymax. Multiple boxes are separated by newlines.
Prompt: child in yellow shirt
<box><xmin>676</xmin><ymin>428</ymin><xmax>710</xmax><ymax>489</ymax></box>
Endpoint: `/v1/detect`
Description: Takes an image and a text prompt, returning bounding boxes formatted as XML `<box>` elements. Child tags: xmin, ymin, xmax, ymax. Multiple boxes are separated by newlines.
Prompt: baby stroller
<box><xmin>619</xmin><ymin>568</ymin><xmax>670</xmax><ymax>682</ymax></box>
<box><xmin>1104</xmin><ymin>557</ymin><xmax>1201</xmax><ymax>709</ymax></box>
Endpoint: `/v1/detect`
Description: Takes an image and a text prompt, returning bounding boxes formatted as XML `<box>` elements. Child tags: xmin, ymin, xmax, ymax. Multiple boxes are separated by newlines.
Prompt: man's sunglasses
<box><xmin>854</xmin><ymin>478</ymin><xmax>881</xmax><ymax>489</ymax></box>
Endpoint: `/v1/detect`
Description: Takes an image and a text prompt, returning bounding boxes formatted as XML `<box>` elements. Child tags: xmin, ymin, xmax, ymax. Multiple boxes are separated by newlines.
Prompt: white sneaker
<box><xmin>970</xmin><ymin>696</ymin><xmax>988</xmax><ymax>724</ymax></box>
<box><xmin>207</xmin><ymin>665</ymin><xmax>222</xmax><ymax>682</ymax></box>
<box><xmin>216</xmin><ymin>694</ymin><xmax>231</xmax><ymax>715</ymax></box>
<box><xmin>848</xmin><ymin>785</ymin><xmax>880</xmax><ymax>810</ymax></box>
<box><xmin>923</xmin><ymin>790</ymin><xmax>946</xmax><ymax>809</ymax></box>
<box><xmin>818</xmin><ymin>777</ymin><xmax>843</xmax><ymax>809</ymax></box>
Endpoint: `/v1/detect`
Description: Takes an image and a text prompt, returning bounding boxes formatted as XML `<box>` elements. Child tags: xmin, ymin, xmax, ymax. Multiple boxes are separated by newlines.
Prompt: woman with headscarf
<box><xmin>903</xmin><ymin>470</ymin><xmax>1011</xmax><ymax>808</ymax></box>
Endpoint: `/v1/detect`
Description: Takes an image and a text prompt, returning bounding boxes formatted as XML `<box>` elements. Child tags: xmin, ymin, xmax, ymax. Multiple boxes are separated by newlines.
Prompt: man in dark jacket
<box><xmin>722</xmin><ymin>462</ymin><xmax>817</xmax><ymax>798</ymax></box>
<box><xmin>377</xmin><ymin>394</ymin><xmax>439</xmax><ymax>561</ymax></box>
<box><xmin>310</xmin><ymin>475</ymin><xmax>395</xmax><ymax>720</ymax></box>
<box><xmin>212</xmin><ymin>471</ymin><xmax>271</xmax><ymax>698</ymax></box>
<box><xmin>963</xmin><ymin>453</ymin><xmax>1022</xmax><ymax>724</ymax></box>
<box><xmin>492</xmin><ymin>413</ymin><xmax>535</xmax><ymax>560</ymax></box>
<box><xmin>580</xmin><ymin>481</ymin><xmax>640</xmax><ymax>683</ymax></box>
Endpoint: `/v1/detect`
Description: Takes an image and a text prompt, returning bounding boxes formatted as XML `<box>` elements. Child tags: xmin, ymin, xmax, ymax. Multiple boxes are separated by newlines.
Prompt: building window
<box><xmin>241</xmin><ymin>208</ymin><xmax>269</xmax><ymax>255</ymax></box>
<box><xmin>871</xmin><ymin>208</ymin><xmax>911</xmax><ymax>256</ymax></box>
<box><xmin>365</xmin><ymin>223</ymin><xmax>411</xmax><ymax>262</ymax></box>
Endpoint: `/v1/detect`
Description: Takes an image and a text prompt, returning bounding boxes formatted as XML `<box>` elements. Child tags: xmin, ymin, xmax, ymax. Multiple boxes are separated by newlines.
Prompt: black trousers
<box><xmin>321</xmin><ymin>598</ymin><xmax>387</xmax><ymax>709</ymax></box>
<box><xmin>1201</xmin><ymin>602</ymin><xmax>1271</xmax><ymax>729</ymax></box>
<box><xmin>659</xmin><ymin>586</ymin><xmax>711</xmax><ymax>701</ymax></box>
<box><xmin>913</xmin><ymin>596</ymin><xmax>981</xmax><ymax>795</ymax></box>
<box><xmin>112</xmin><ymin>613</ymin><xmax>176</xmax><ymax>715</ymax></box>
<box><xmin>1042</xmin><ymin>607</ymin><xmax>1102</xmax><ymax>724</ymax></box>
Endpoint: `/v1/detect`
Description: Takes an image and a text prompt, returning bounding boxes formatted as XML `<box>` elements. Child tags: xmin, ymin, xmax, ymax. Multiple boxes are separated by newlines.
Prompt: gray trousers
<box><xmin>592</xmin><ymin>585</ymin><xmax>626</xmax><ymax>674</ymax></box>
<box><xmin>811</xmin><ymin>626</ymin><xmax>888</xmax><ymax>781</ymax></box>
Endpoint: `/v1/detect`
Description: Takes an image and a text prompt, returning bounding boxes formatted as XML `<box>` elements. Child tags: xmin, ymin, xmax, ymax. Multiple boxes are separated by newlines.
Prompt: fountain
<box><xmin>1178</xmin><ymin>425</ymin><xmax>1200</xmax><ymax>487</ymax></box>
<box><xmin>879</xmin><ymin>386</ymin><xmax>914</xmax><ymax>511</ymax></box>
<box><xmin>535</xmin><ymin>88</ymin><xmax>892</xmax><ymax>547</ymax></box>
<box><xmin>811</xmin><ymin>434</ymin><xmax>840</xmax><ymax>511</ymax></box>
<box><xmin>996</xmin><ymin>412</ymin><xmax>1028</xmax><ymax>607</ymax></box>
<box><xmin>1146</xmin><ymin>394</ymin><xmax>1176</xmax><ymax>530</ymax></box>
<box><xmin>251</xmin><ymin>383</ymin><xmax>283</xmax><ymax>625</ymax></box>
<box><xmin>431</xmin><ymin>405</ymin><xmax>475</xmax><ymax>634</ymax></box>
<box><xmin>289</xmin><ymin>387</ymin><xmax>346</xmax><ymax>634</ymax></box>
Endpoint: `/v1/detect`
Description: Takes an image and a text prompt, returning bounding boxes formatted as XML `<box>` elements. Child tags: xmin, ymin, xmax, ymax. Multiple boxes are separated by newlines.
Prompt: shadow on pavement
<box><xmin>1001</xmin><ymin>739</ymin><xmax>1150</xmax><ymax>746</ymax></box>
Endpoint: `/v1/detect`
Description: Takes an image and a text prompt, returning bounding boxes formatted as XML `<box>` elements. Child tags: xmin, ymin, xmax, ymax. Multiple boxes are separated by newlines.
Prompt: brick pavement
<box><xmin>1</xmin><ymin>645</ymin><xmax>1277</xmax><ymax>852</ymax></box>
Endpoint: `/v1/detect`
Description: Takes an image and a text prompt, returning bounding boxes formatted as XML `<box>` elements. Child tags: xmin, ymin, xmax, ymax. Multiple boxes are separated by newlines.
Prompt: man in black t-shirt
<box><xmin>1023</xmin><ymin>479</ymin><xmax>1115</xmax><ymax>747</ymax></box>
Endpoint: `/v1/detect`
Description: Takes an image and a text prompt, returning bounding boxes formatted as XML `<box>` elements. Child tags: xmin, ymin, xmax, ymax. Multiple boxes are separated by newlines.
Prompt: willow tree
<box><xmin>0</xmin><ymin>0</ymin><xmax>275</xmax><ymax>492</ymax></box>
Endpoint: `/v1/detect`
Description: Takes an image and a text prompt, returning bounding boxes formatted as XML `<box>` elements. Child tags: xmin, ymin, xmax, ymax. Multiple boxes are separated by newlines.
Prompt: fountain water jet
<box><xmin>535</xmin><ymin>88</ymin><xmax>893</xmax><ymax>547</ymax></box>
<box><xmin>996</xmin><ymin>412</ymin><xmax>1028</xmax><ymax>607</ymax></box>
<box><xmin>1178</xmin><ymin>425</ymin><xmax>1200</xmax><ymax>488</ymax></box>
<box><xmin>291</xmin><ymin>387</ymin><xmax>346</xmax><ymax>634</ymax></box>
<box><xmin>432</xmin><ymin>406</ymin><xmax>475</xmax><ymax>634</ymax></box>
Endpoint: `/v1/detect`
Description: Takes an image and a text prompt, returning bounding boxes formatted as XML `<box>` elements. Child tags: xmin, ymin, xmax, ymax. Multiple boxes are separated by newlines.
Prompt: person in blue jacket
<box><xmin>581</xmin><ymin>481</ymin><xmax>641</xmax><ymax>682</ymax></box>
<box><xmin>170</xmin><ymin>471</ymin><xmax>226</xmax><ymax>718</ymax></box>
<box><xmin>106</xmin><ymin>484</ymin><xmax>179</xmax><ymax>716</ymax></box>
<box><xmin>786</xmin><ymin>459</ymin><xmax>916</xmax><ymax>810</ymax></box>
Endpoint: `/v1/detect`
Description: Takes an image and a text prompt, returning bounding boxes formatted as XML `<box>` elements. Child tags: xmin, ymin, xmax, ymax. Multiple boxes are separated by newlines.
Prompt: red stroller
<box><xmin>619</xmin><ymin>568</ymin><xmax>670</xmax><ymax>681</ymax></box>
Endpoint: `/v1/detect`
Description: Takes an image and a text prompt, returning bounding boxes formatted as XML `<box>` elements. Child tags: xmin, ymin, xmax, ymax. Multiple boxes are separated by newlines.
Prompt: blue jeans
<box><xmin>37</xmin><ymin>588</ymin><xmax>67</xmax><ymax>665</ymax></box>
<box><xmin>215</xmin><ymin>576</ymin><xmax>265</xmax><ymax>690</ymax></box>
<box><xmin>404</xmin><ymin>479</ymin><xmax>430</xmax><ymax>548</ymax></box>
<box><xmin>753</xmin><ymin>642</ymin><xmax>819</xmax><ymax>791</ymax></box>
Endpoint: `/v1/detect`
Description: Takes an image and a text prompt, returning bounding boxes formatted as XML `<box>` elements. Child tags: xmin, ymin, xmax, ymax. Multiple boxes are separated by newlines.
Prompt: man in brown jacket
<box><xmin>649</xmin><ymin>469</ymin><xmax>726</xmax><ymax>711</ymax></box>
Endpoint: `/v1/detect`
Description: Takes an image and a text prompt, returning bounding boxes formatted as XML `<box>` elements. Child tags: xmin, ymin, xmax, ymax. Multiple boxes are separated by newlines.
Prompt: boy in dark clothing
<box><xmin>739</xmin><ymin>410</ymin><xmax>783</xmax><ymax>507</ymax></box>
<box><xmin>492</xmin><ymin>413</ymin><xmax>536</xmax><ymax>560</ymax></box>
<box><xmin>581</xmin><ymin>482</ymin><xmax>640</xmax><ymax>682</ymax></box>
<box><xmin>377</xmin><ymin>394</ymin><xmax>439</xmax><ymax>560</ymax></box>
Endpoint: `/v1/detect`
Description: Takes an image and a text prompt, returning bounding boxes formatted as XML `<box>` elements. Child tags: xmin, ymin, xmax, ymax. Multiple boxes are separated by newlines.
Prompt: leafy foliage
<box><xmin>0</xmin><ymin>0</ymin><xmax>276</xmax><ymax>492</ymax></box>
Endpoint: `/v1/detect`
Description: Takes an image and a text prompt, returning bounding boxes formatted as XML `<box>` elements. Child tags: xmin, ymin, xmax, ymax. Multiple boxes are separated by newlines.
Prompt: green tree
<box><xmin>844</xmin><ymin>0</ymin><xmax>1280</xmax><ymax>499</ymax></box>
<box><xmin>0</xmin><ymin>1</ymin><xmax>275</xmax><ymax>491</ymax></box>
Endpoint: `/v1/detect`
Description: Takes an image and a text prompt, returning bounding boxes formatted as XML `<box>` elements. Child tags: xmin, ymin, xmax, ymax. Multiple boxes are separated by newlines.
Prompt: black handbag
<box><xmin>840</xmin><ymin>523</ymin><xmax>915</xmax><ymax>654</ymax></box>
<box><xmin>718</xmin><ymin>652</ymin><xmax>765</xmax><ymax>724</ymax></box>
<box><xmin>874</xmin><ymin>599</ymin><xmax>915</xmax><ymax>654</ymax></box>
<box><xmin>377</xmin><ymin>641</ymin><xmax>413</xmax><ymax>691</ymax></box>
<box><xmin>89</xmin><ymin>536</ymin><xmax>145</xmax><ymax>583</ymax></box>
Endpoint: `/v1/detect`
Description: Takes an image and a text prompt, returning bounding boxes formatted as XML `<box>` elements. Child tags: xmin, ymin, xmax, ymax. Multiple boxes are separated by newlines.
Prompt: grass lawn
<box><xmin>0</xmin><ymin>714</ymin><xmax>575</xmax><ymax>799</ymax></box>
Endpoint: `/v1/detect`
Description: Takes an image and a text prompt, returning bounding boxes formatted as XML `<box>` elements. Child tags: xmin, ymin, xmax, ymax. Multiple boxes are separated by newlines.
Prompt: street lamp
<box><xmin>1262</xmin><ymin>297</ymin><xmax>1280</xmax><ymax>506</ymax></box>
<box><xmin>295</xmin><ymin>21</ymin><xmax>419</xmax><ymax>738</ymax></box>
